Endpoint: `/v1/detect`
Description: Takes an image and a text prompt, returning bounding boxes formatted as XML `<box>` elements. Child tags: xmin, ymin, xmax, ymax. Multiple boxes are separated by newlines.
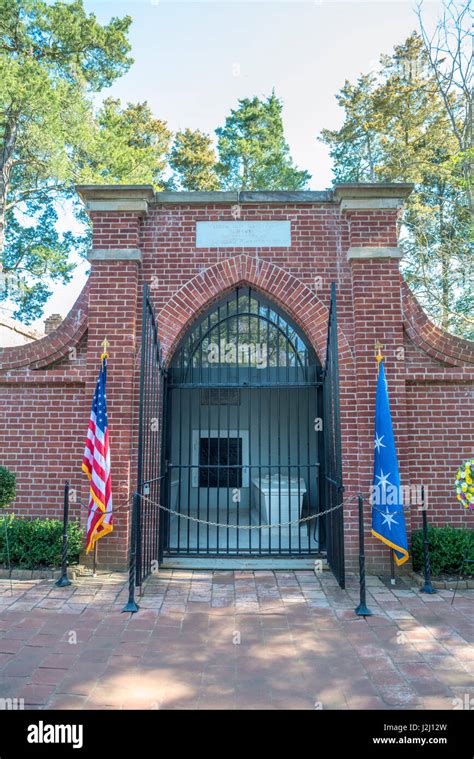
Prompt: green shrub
<box><xmin>0</xmin><ymin>514</ymin><xmax>84</xmax><ymax>569</ymax></box>
<box><xmin>412</xmin><ymin>525</ymin><xmax>474</xmax><ymax>576</ymax></box>
<box><xmin>0</xmin><ymin>467</ymin><xmax>16</xmax><ymax>508</ymax></box>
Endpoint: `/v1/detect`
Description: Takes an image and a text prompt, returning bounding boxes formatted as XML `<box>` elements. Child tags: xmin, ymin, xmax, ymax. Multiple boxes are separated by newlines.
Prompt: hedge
<box><xmin>0</xmin><ymin>466</ymin><xmax>16</xmax><ymax>508</ymax></box>
<box><xmin>0</xmin><ymin>514</ymin><xmax>84</xmax><ymax>569</ymax></box>
<box><xmin>412</xmin><ymin>525</ymin><xmax>474</xmax><ymax>577</ymax></box>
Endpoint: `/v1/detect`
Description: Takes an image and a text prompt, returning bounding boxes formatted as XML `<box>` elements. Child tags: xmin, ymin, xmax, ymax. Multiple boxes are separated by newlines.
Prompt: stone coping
<box><xmin>347</xmin><ymin>246</ymin><xmax>404</xmax><ymax>260</ymax></box>
<box><xmin>75</xmin><ymin>183</ymin><xmax>414</xmax><ymax>206</ymax></box>
<box><xmin>334</xmin><ymin>182</ymin><xmax>414</xmax><ymax>200</ymax></box>
<box><xmin>88</xmin><ymin>248</ymin><xmax>142</xmax><ymax>262</ymax></box>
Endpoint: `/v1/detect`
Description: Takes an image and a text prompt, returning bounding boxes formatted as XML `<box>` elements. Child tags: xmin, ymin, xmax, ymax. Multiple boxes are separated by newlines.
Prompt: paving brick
<box><xmin>0</xmin><ymin>571</ymin><xmax>472</xmax><ymax>710</ymax></box>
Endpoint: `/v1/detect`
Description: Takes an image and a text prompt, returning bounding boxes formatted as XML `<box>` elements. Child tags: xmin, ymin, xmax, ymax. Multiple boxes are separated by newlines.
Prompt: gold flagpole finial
<box><xmin>375</xmin><ymin>339</ymin><xmax>384</xmax><ymax>367</ymax></box>
<box><xmin>101</xmin><ymin>337</ymin><xmax>110</xmax><ymax>362</ymax></box>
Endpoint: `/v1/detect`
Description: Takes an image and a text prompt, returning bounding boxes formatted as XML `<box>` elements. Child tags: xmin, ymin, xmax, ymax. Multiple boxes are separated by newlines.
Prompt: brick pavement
<box><xmin>0</xmin><ymin>571</ymin><xmax>472</xmax><ymax>710</ymax></box>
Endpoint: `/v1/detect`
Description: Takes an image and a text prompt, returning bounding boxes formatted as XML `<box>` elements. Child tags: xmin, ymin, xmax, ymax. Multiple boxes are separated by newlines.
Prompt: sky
<box><xmin>30</xmin><ymin>0</ymin><xmax>444</xmax><ymax>329</ymax></box>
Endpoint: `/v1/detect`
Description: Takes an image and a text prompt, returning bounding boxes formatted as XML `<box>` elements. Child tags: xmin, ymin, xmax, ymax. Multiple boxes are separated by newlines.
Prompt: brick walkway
<box><xmin>0</xmin><ymin>570</ymin><xmax>472</xmax><ymax>710</ymax></box>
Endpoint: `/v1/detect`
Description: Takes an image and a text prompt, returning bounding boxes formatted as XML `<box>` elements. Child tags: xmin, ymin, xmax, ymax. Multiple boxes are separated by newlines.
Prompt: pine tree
<box><xmin>81</xmin><ymin>99</ymin><xmax>172</xmax><ymax>189</ymax></box>
<box><xmin>0</xmin><ymin>0</ymin><xmax>133</xmax><ymax>321</ymax></box>
<box><xmin>170</xmin><ymin>129</ymin><xmax>220</xmax><ymax>190</ymax></box>
<box><xmin>320</xmin><ymin>32</ymin><xmax>472</xmax><ymax>338</ymax></box>
<box><xmin>216</xmin><ymin>93</ymin><xmax>310</xmax><ymax>191</ymax></box>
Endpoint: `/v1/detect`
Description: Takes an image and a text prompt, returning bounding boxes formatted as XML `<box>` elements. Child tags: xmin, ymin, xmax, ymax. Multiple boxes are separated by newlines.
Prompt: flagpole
<box><xmin>93</xmin><ymin>337</ymin><xmax>109</xmax><ymax>579</ymax></box>
<box><xmin>375</xmin><ymin>340</ymin><xmax>396</xmax><ymax>585</ymax></box>
<box><xmin>390</xmin><ymin>550</ymin><xmax>396</xmax><ymax>586</ymax></box>
<box><xmin>93</xmin><ymin>541</ymin><xmax>98</xmax><ymax>577</ymax></box>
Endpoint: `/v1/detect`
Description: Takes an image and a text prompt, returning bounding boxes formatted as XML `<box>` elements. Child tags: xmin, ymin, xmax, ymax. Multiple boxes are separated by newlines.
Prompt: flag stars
<box><xmin>381</xmin><ymin>509</ymin><xmax>398</xmax><ymax>531</ymax></box>
<box><xmin>375</xmin><ymin>469</ymin><xmax>391</xmax><ymax>490</ymax></box>
<box><xmin>374</xmin><ymin>433</ymin><xmax>386</xmax><ymax>452</ymax></box>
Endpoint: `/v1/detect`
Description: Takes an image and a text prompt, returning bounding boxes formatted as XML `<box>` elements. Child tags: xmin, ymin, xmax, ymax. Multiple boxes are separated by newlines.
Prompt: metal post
<box><xmin>390</xmin><ymin>550</ymin><xmax>396</xmax><ymax>585</ymax></box>
<box><xmin>2</xmin><ymin>510</ymin><xmax>13</xmax><ymax>596</ymax></box>
<box><xmin>55</xmin><ymin>481</ymin><xmax>72</xmax><ymax>587</ymax></box>
<box><xmin>420</xmin><ymin>485</ymin><xmax>436</xmax><ymax>594</ymax></box>
<box><xmin>122</xmin><ymin>492</ymin><xmax>140</xmax><ymax>613</ymax></box>
<box><xmin>355</xmin><ymin>493</ymin><xmax>373</xmax><ymax>616</ymax></box>
<box><xmin>451</xmin><ymin>528</ymin><xmax>472</xmax><ymax>605</ymax></box>
<box><xmin>92</xmin><ymin>541</ymin><xmax>98</xmax><ymax>577</ymax></box>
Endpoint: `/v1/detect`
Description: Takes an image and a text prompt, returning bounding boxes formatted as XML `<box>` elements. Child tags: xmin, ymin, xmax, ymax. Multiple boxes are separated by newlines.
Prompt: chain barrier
<box><xmin>67</xmin><ymin>490</ymin><xmax>416</xmax><ymax>525</ymax></box>
<box><xmin>27</xmin><ymin>487</ymin><xmax>419</xmax><ymax>522</ymax></box>
<box><xmin>135</xmin><ymin>490</ymin><xmax>362</xmax><ymax>531</ymax></box>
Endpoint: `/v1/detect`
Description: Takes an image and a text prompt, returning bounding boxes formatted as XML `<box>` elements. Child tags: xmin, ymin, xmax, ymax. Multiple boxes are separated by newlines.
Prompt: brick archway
<box><xmin>157</xmin><ymin>254</ymin><xmax>353</xmax><ymax>370</ymax></box>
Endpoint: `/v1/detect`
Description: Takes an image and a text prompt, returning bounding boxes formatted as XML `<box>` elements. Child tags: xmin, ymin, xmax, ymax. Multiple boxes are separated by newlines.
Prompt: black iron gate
<box><xmin>322</xmin><ymin>283</ymin><xmax>345</xmax><ymax>588</ymax></box>
<box><xmin>163</xmin><ymin>286</ymin><xmax>323</xmax><ymax>558</ymax></box>
<box><xmin>129</xmin><ymin>282</ymin><xmax>345</xmax><ymax>590</ymax></box>
<box><xmin>135</xmin><ymin>282</ymin><xmax>167</xmax><ymax>586</ymax></box>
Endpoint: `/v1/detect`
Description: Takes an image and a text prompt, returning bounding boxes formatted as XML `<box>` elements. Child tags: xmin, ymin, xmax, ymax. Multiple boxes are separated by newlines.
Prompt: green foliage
<box><xmin>0</xmin><ymin>467</ymin><xmax>16</xmax><ymax>508</ymax></box>
<box><xmin>80</xmin><ymin>98</ymin><xmax>172</xmax><ymax>189</ymax></box>
<box><xmin>412</xmin><ymin>525</ymin><xmax>474</xmax><ymax>576</ymax></box>
<box><xmin>216</xmin><ymin>92</ymin><xmax>311</xmax><ymax>191</ymax></box>
<box><xmin>1</xmin><ymin>5</ymin><xmax>313</xmax><ymax>315</ymax></box>
<box><xmin>0</xmin><ymin>0</ymin><xmax>133</xmax><ymax>203</ymax></box>
<box><xmin>170</xmin><ymin>128</ymin><xmax>220</xmax><ymax>191</ymax></box>
<box><xmin>2</xmin><ymin>195</ymin><xmax>89</xmax><ymax>322</ymax></box>
<box><xmin>320</xmin><ymin>32</ymin><xmax>472</xmax><ymax>338</ymax></box>
<box><xmin>0</xmin><ymin>514</ymin><xmax>84</xmax><ymax>569</ymax></box>
<box><xmin>0</xmin><ymin>0</ymin><xmax>132</xmax><ymax>90</ymax></box>
<box><xmin>0</xmin><ymin>0</ymin><xmax>133</xmax><ymax>318</ymax></box>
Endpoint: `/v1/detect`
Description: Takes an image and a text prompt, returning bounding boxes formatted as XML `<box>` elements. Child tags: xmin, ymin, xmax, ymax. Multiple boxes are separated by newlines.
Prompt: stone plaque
<box><xmin>196</xmin><ymin>221</ymin><xmax>291</xmax><ymax>248</ymax></box>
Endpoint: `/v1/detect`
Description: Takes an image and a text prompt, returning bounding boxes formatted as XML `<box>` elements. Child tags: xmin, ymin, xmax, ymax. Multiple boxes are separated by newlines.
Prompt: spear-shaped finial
<box><xmin>375</xmin><ymin>339</ymin><xmax>384</xmax><ymax>367</ymax></box>
<box><xmin>101</xmin><ymin>337</ymin><xmax>110</xmax><ymax>362</ymax></box>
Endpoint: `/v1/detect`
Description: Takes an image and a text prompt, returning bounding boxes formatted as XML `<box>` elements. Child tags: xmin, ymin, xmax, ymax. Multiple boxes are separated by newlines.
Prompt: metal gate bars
<box><xmin>163</xmin><ymin>287</ymin><xmax>323</xmax><ymax>558</ymax></box>
<box><xmin>322</xmin><ymin>283</ymin><xmax>345</xmax><ymax>588</ymax></box>
<box><xmin>126</xmin><ymin>281</ymin><xmax>345</xmax><ymax>599</ymax></box>
<box><xmin>135</xmin><ymin>283</ymin><xmax>167</xmax><ymax>586</ymax></box>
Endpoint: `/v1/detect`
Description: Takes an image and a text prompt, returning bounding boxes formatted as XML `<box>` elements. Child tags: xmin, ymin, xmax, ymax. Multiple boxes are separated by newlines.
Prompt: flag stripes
<box><xmin>82</xmin><ymin>357</ymin><xmax>113</xmax><ymax>553</ymax></box>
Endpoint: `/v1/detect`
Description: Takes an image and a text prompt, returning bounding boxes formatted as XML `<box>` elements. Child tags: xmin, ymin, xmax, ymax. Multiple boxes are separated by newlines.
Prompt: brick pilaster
<box><xmin>77</xmin><ymin>185</ymin><xmax>154</xmax><ymax>568</ymax></box>
<box><xmin>335</xmin><ymin>184</ymin><xmax>413</xmax><ymax>573</ymax></box>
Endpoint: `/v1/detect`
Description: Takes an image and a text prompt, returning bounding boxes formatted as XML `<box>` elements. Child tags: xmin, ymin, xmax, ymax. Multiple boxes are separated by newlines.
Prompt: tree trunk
<box><xmin>438</xmin><ymin>190</ymin><xmax>450</xmax><ymax>331</ymax></box>
<box><xmin>366</xmin><ymin>133</ymin><xmax>375</xmax><ymax>182</ymax></box>
<box><xmin>0</xmin><ymin>114</ymin><xmax>19</xmax><ymax>256</ymax></box>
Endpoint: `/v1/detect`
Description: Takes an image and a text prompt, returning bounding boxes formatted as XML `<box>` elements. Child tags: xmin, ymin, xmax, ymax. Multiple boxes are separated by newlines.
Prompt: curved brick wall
<box><xmin>0</xmin><ymin>283</ymin><xmax>91</xmax><ymax>532</ymax></box>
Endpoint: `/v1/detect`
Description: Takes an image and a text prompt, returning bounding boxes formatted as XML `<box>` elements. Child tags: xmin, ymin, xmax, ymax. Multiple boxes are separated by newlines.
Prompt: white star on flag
<box><xmin>374</xmin><ymin>433</ymin><xmax>386</xmax><ymax>452</ymax></box>
<box><xmin>375</xmin><ymin>468</ymin><xmax>391</xmax><ymax>490</ymax></box>
<box><xmin>381</xmin><ymin>509</ymin><xmax>398</xmax><ymax>531</ymax></box>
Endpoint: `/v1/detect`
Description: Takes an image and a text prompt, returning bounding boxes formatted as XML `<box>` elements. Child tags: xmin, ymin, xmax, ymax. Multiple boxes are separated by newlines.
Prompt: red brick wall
<box><xmin>1</xmin><ymin>194</ymin><xmax>472</xmax><ymax>574</ymax></box>
<box><xmin>406</xmin><ymin>380</ymin><xmax>473</xmax><ymax>531</ymax></box>
<box><xmin>0</xmin><ymin>285</ymin><xmax>90</xmax><ymax>530</ymax></box>
<box><xmin>0</xmin><ymin>376</ymin><xmax>88</xmax><ymax>527</ymax></box>
<box><xmin>89</xmin><ymin>212</ymin><xmax>141</xmax><ymax>250</ymax></box>
<box><xmin>402</xmin><ymin>280</ymin><xmax>474</xmax><ymax>534</ymax></box>
<box><xmin>345</xmin><ymin>209</ymin><xmax>399</xmax><ymax>248</ymax></box>
<box><xmin>141</xmin><ymin>203</ymin><xmax>346</xmax><ymax>315</ymax></box>
<box><xmin>347</xmin><ymin>260</ymin><xmax>412</xmax><ymax>569</ymax></box>
<box><xmin>85</xmin><ymin>259</ymin><xmax>141</xmax><ymax>568</ymax></box>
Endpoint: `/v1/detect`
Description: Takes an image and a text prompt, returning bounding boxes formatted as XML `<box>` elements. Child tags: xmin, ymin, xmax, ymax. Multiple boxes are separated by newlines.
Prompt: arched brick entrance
<box><xmin>156</xmin><ymin>254</ymin><xmax>353</xmax><ymax>370</ymax></box>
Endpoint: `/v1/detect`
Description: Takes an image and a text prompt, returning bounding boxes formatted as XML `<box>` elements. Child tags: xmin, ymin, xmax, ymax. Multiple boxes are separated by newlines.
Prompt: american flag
<box><xmin>82</xmin><ymin>356</ymin><xmax>113</xmax><ymax>553</ymax></box>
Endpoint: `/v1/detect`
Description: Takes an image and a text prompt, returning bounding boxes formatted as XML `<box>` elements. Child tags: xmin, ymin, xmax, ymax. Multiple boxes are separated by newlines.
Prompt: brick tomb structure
<box><xmin>0</xmin><ymin>184</ymin><xmax>472</xmax><ymax>576</ymax></box>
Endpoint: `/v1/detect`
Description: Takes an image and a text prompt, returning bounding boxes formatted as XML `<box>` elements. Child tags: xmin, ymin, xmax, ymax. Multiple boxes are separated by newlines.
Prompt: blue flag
<box><xmin>371</xmin><ymin>360</ymin><xmax>409</xmax><ymax>565</ymax></box>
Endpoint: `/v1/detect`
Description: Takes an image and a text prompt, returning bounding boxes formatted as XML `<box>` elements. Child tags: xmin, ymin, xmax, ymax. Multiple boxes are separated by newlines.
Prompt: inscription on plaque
<box><xmin>196</xmin><ymin>221</ymin><xmax>291</xmax><ymax>248</ymax></box>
